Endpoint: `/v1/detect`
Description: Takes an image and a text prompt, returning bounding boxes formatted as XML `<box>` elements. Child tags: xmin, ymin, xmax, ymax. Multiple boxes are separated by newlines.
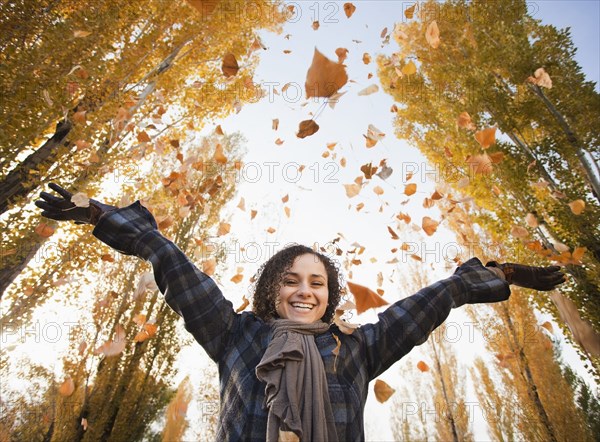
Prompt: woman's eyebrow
<box><xmin>283</xmin><ymin>272</ymin><xmax>326</xmax><ymax>279</ymax></box>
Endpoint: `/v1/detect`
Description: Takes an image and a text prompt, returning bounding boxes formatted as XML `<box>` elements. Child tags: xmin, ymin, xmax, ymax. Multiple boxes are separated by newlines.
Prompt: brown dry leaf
<box><xmin>541</xmin><ymin>321</ymin><xmax>554</xmax><ymax>333</ymax></box>
<box><xmin>217</xmin><ymin>222</ymin><xmax>231</xmax><ymax>236</ymax></box>
<box><xmin>266</xmin><ymin>227</ymin><xmax>276</xmax><ymax>234</ymax></box>
<box><xmin>404</xmin><ymin>183</ymin><xmax>417</xmax><ymax>196</ymax></box>
<box><xmin>511</xmin><ymin>225</ymin><xmax>529</xmax><ymax>238</ymax></box>
<box><xmin>527</xmin><ymin>67</ymin><xmax>552</xmax><ymax>89</ymax></box>
<box><xmin>387</xmin><ymin>226</ymin><xmax>399</xmax><ymax>240</ymax></box>
<box><xmin>137</xmin><ymin>131</ymin><xmax>151</xmax><ymax>143</ymax></box>
<box><xmin>358</xmin><ymin>84</ymin><xmax>379</xmax><ymax>96</ymax></box>
<box><xmin>336</xmin><ymin>48</ymin><xmax>349</xmax><ymax>63</ymax></box>
<box><xmin>272</xmin><ymin>119</ymin><xmax>279</xmax><ymax>131</ymax></box>
<box><xmin>281</xmin><ymin>194</ymin><xmax>289</xmax><ymax>203</ymax></box>
<box><xmin>133</xmin><ymin>314</ymin><xmax>146</xmax><ymax>326</ymax></box>
<box><xmin>35</xmin><ymin>222</ymin><xmax>55</xmax><ymax>238</ymax></box>
<box><xmin>284</xmin><ymin>206</ymin><xmax>291</xmax><ymax>218</ymax></box>
<box><xmin>236</xmin><ymin>295</ymin><xmax>250</xmax><ymax>313</ymax></box>
<box><xmin>457</xmin><ymin>112</ymin><xmax>475</xmax><ymax>130</ymax></box>
<box><xmin>250</xmin><ymin>209</ymin><xmax>258</xmax><ymax>219</ymax></box>
<box><xmin>397</xmin><ymin>212</ymin><xmax>411</xmax><ymax>224</ymax></box>
<box><xmin>305</xmin><ymin>48</ymin><xmax>348</xmax><ymax>98</ymax></box>
<box><xmin>422</xmin><ymin>216</ymin><xmax>439</xmax><ymax>236</ymax></box>
<box><xmin>221</xmin><ymin>53</ymin><xmax>239</xmax><ymax>77</ymax></box>
<box><xmin>549</xmin><ymin>292</ymin><xmax>600</xmax><ymax>356</ymax></box>
<box><xmin>95</xmin><ymin>325</ymin><xmax>126</xmax><ymax>357</ymax></box>
<box><xmin>416</xmin><ymin>360</ymin><xmax>430</xmax><ymax>372</ymax></box>
<box><xmin>231</xmin><ymin>273</ymin><xmax>244</xmax><ymax>284</ymax></box>
<box><xmin>326</xmin><ymin>142</ymin><xmax>337</xmax><ymax>150</ymax></box>
<box><xmin>215</xmin><ymin>125</ymin><xmax>224</xmax><ymax>135</ymax></box>
<box><xmin>157</xmin><ymin>215</ymin><xmax>173</xmax><ymax>231</ymax></box>
<box><xmin>488</xmin><ymin>151</ymin><xmax>504</xmax><ymax>164</ymax></box>
<box><xmin>134</xmin><ymin>322</ymin><xmax>158</xmax><ymax>343</ymax></box>
<box><xmin>347</xmin><ymin>281</ymin><xmax>389</xmax><ymax>314</ymax></box>
<box><xmin>466</xmin><ymin>154</ymin><xmax>493</xmax><ymax>175</ymax></box>
<box><xmin>343</xmin><ymin>2</ymin><xmax>356</xmax><ymax>18</ymax></box>
<box><xmin>213</xmin><ymin>144</ymin><xmax>228</xmax><ymax>164</ymax></box>
<box><xmin>101</xmin><ymin>254</ymin><xmax>114</xmax><ymax>262</ymax></box>
<box><xmin>362</xmin><ymin>53</ymin><xmax>371</xmax><ymax>64</ymax></box>
<box><xmin>297</xmin><ymin>119</ymin><xmax>320</xmax><ymax>138</ymax></box>
<box><xmin>275</xmin><ymin>138</ymin><xmax>284</xmax><ymax>145</ymax></box>
<box><xmin>343</xmin><ymin>183</ymin><xmax>361</xmax><ymax>198</ymax></box>
<box><xmin>59</xmin><ymin>378</ymin><xmax>75</xmax><ymax>396</ymax></box>
<box><xmin>568</xmin><ymin>199</ymin><xmax>585</xmax><ymax>215</ymax></box>
<box><xmin>78</xmin><ymin>340</ymin><xmax>87</xmax><ymax>355</ymax></box>
<box><xmin>374</xmin><ymin>379</ymin><xmax>395</xmax><ymax>403</ymax></box>
<box><xmin>426</xmin><ymin>21</ymin><xmax>440</xmax><ymax>48</ymax></box>
<box><xmin>75</xmin><ymin>139</ymin><xmax>91</xmax><ymax>151</ymax></box>
<box><xmin>474</xmin><ymin>127</ymin><xmax>497</xmax><ymax>149</ymax></box>
<box><xmin>373</xmin><ymin>186</ymin><xmax>384</xmax><ymax>196</ymax></box>
<box><xmin>73</xmin><ymin>30</ymin><xmax>91</xmax><ymax>38</ymax></box>
<box><xmin>203</xmin><ymin>258</ymin><xmax>217</xmax><ymax>276</ymax></box>
<box><xmin>525</xmin><ymin>213</ymin><xmax>538</xmax><ymax>228</ymax></box>
<box><xmin>312</xmin><ymin>21</ymin><xmax>320</xmax><ymax>30</ymax></box>
<box><xmin>24</xmin><ymin>286</ymin><xmax>34</xmax><ymax>296</ymax></box>
<box><xmin>73</xmin><ymin>110</ymin><xmax>87</xmax><ymax>124</ymax></box>
<box><xmin>71</xmin><ymin>192</ymin><xmax>90</xmax><ymax>208</ymax></box>
<box><xmin>404</xmin><ymin>3</ymin><xmax>417</xmax><ymax>19</ymax></box>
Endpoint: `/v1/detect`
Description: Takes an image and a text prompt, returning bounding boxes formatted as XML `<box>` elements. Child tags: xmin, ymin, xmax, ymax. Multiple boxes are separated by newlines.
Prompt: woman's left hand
<box><xmin>488</xmin><ymin>261</ymin><xmax>566</xmax><ymax>291</ymax></box>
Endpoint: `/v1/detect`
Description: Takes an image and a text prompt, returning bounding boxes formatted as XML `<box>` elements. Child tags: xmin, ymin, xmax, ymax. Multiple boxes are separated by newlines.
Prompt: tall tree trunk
<box><xmin>431</xmin><ymin>341</ymin><xmax>459</xmax><ymax>442</ymax></box>
<box><xmin>527</xmin><ymin>83</ymin><xmax>600</xmax><ymax>202</ymax></box>
<box><xmin>0</xmin><ymin>120</ymin><xmax>72</xmax><ymax>214</ymax></box>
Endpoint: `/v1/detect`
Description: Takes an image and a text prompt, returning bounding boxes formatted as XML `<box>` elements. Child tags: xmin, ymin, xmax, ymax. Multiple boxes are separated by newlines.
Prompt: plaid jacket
<box><xmin>93</xmin><ymin>201</ymin><xmax>510</xmax><ymax>441</ymax></box>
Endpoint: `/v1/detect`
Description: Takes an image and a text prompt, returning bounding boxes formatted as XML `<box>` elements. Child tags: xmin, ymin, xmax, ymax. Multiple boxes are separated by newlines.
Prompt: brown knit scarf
<box><xmin>255</xmin><ymin>319</ymin><xmax>338</xmax><ymax>442</ymax></box>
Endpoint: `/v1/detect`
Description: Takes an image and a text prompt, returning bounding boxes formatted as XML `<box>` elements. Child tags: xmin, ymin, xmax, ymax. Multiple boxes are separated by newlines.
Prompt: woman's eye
<box><xmin>284</xmin><ymin>280</ymin><xmax>297</xmax><ymax>285</ymax></box>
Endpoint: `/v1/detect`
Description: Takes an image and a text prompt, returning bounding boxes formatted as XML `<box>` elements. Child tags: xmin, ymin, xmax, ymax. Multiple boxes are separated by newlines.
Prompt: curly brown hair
<box><xmin>251</xmin><ymin>244</ymin><xmax>343</xmax><ymax>324</ymax></box>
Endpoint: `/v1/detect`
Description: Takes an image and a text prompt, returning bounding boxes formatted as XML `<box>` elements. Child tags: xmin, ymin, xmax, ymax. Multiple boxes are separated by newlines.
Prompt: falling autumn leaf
<box><xmin>336</xmin><ymin>47</ymin><xmax>349</xmax><ymax>63</ymax></box>
<box><xmin>95</xmin><ymin>325</ymin><xmax>126</xmax><ymax>357</ymax></box>
<box><xmin>549</xmin><ymin>292</ymin><xmax>600</xmax><ymax>356</ymax></box>
<box><xmin>59</xmin><ymin>378</ymin><xmax>75</xmax><ymax>396</ymax></box>
<box><xmin>422</xmin><ymin>216</ymin><xmax>439</xmax><ymax>236</ymax></box>
<box><xmin>213</xmin><ymin>143</ymin><xmax>228</xmax><ymax>164</ymax></box>
<box><xmin>511</xmin><ymin>225</ymin><xmax>529</xmax><ymax>238</ymax></box>
<box><xmin>272</xmin><ymin>119</ymin><xmax>279</xmax><ymax>130</ymax></box>
<box><xmin>404</xmin><ymin>183</ymin><xmax>417</xmax><ymax>196</ymax></box>
<box><xmin>134</xmin><ymin>322</ymin><xmax>158</xmax><ymax>343</ymax></box>
<box><xmin>35</xmin><ymin>222</ymin><xmax>55</xmax><ymax>238</ymax></box>
<box><xmin>457</xmin><ymin>112</ymin><xmax>476</xmax><ymax>130</ymax></box>
<box><xmin>343</xmin><ymin>2</ymin><xmax>356</xmax><ymax>18</ymax></box>
<box><xmin>343</xmin><ymin>183</ymin><xmax>361</xmax><ymax>198</ymax></box>
<box><xmin>425</xmin><ymin>21</ymin><xmax>440</xmax><ymax>48</ymax></box>
<box><xmin>568</xmin><ymin>199</ymin><xmax>585</xmax><ymax>215</ymax></box>
<box><xmin>312</xmin><ymin>21</ymin><xmax>320</xmax><ymax>30</ymax></box>
<box><xmin>72</xmin><ymin>110</ymin><xmax>87</xmax><ymax>124</ymax></box>
<box><xmin>404</xmin><ymin>3</ymin><xmax>417</xmax><ymax>19</ymax></box>
<box><xmin>221</xmin><ymin>53</ymin><xmax>239</xmax><ymax>77</ymax></box>
<box><xmin>401</xmin><ymin>60</ymin><xmax>417</xmax><ymax>76</ymax></box>
<box><xmin>71</xmin><ymin>192</ymin><xmax>90</xmax><ymax>208</ymax></box>
<box><xmin>527</xmin><ymin>67</ymin><xmax>552</xmax><ymax>89</ymax></box>
<box><xmin>525</xmin><ymin>213</ymin><xmax>538</xmax><ymax>228</ymax></box>
<box><xmin>474</xmin><ymin>126</ymin><xmax>497</xmax><ymax>149</ymax></box>
<box><xmin>466</xmin><ymin>154</ymin><xmax>493</xmax><ymax>175</ymax></box>
<box><xmin>73</xmin><ymin>30</ymin><xmax>92</xmax><ymax>38</ymax></box>
<box><xmin>217</xmin><ymin>222</ymin><xmax>231</xmax><ymax>236</ymax></box>
<box><xmin>266</xmin><ymin>226</ymin><xmax>276</xmax><ymax>234</ymax></box>
<box><xmin>374</xmin><ymin>379</ymin><xmax>395</xmax><ymax>403</ymax></box>
<box><xmin>362</xmin><ymin>52</ymin><xmax>371</xmax><ymax>64</ymax></box>
<box><xmin>275</xmin><ymin>138</ymin><xmax>284</xmax><ymax>145</ymax></box>
<box><xmin>357</xmin><ymin>84</ymin><xmax>379</xmax><ymax>96</ymax></box>
<box><xmin>347</xmin><ymin>281</ymin><xmax>389</xmax><ymax>314</ymax></box>
<box><xmin>305</xmin><ymin>48</ymin><xmax>348</xmax><ymax>98</ymax></box>
<box><xmin>334</xmin><ymin>310</ymin><xmax>360</xmax><ymax>335</ymax></box>
<box><xmin>203</xmin><ymin>258</ymin><xmax>217</xmax><ymax>276</ymax></box>
<box><xmin>297</xmin><ymin>119</ymin><xmax>319</xmax><ymax>138</ymax></box>
<box><xmin>387</xmin><ymin>226</ymin><xmax>399</xmax><ymax>240</ymax></box>
<box><xmin>236</xmin><ymin>296</ymin><xmax>250</xmax><ymax>312</ymax></box>
<box><xmin>416</xmin><ymin>360</ymin><xmax>430</xmax><ymax>372</ymax></box>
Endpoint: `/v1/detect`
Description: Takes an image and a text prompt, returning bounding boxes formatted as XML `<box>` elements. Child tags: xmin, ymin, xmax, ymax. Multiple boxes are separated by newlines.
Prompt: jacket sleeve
<box><xmin>358</xmin><ymin>258</ymin><xmax>510</xmax><ymax>380</ymax></box>
<box><xmin>92</xmin><ymin>201</ymin><xmax>236</xmax><ymax>362</ymax></box>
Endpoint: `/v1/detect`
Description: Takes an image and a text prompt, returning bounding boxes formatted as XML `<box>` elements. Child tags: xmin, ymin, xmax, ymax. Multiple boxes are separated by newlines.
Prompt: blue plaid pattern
<box><xmin>93</xmin><ymin>202</ymin><xmax>510</xmax><ymax>441</ymax></box>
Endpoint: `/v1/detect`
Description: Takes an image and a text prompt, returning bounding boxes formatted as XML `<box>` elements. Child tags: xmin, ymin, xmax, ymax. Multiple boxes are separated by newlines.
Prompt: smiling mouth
<box><xmin>291</xmin><ymin>302</ymin><xmax>315</xmax><ymax>311</ymax></box>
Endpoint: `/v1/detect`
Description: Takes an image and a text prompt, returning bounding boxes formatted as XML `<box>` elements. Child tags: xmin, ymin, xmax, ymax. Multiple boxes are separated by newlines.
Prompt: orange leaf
<box><xmin>59</xmin><ymin>378</ymin><xmax>75</xmax><ymax>396</ymax></box>
<box><xmin>336</xmin><ymin>48</ymin><xmax>348</xmax><ymax>63</ymax></box>
<box><xmin>137</xmin><ymin>131</ymin><xmax>151</xmax><ymax>143</ymax></box>
<box><xmin>101</xmin><ymin>254</ymin><xmax>114</xmax><ymax>262</ymax></box>
<box><xmin>347</xmin><ymin>281</ymin><xmax>389</xmax><ymax>314</ymax></box>
<box><xmin>568</xmin><ymin>199</ymin><xmax>585</xmax><ymax>215</ymax></box>
<box><xmin>373</xmin><ymin>186</ymin><xmax>384</xmax><ymax>195</ymax></box>
<box><xmin>404</xmin><ymin>183</ymin><xmax>417</xmax><ymax>196</ymax></box>
<box><xmin>466</xmin><ymin>154</ymin><xmax>493</xmax><ymax>175</ymax></box>
<box><xmin>374</xmin><ymin>379</ymin><xmax>395</xmax><ymax>403</ymax></box>
<box><xmin>35</xmin><ymin>222</ymin><xmax>55</xmax><ymax>238</ymax></box>
<box><xmin>387</xmin><ymin>226</ymin><xmax>399</xmax><ymax>240</ymax></box>
<box><xmin>250</xmin><ymin>210</ymin><xmax>258</xmax><ymax>220</ymax></box>
<box><xmin>474</xmin><ymin>127</ymin><xmax>497</xmax><ymax>149</ymax></box>
<box><xmin>343</xmin><ymin>2</ymin><xmax>356</xmax><ymax>18</ymax></box>
<box><xmin>202</xmin><ymin>258</ymin><xmax>217</xmax><ymax>276</ymax></box>
<box><xmin>217</xmin><ymin>222</ymin><xmax>231</xmax><ymax>236</ymax></box>
<box><xmin>511</xmin><ymin>225</ymin><xmax>529</xmax><ymax>238</ymax></box>
<box><xmin>416</xmin><ymin>360</ymin><xmax>430</xmax><ymax>372</ymax></box>
<box><xmin>305</xmin><ymin>48</ymin><xmax>348</xmax><ymax>98</ymax></box>
<box><xmin>297</xmin><ymin>119</ymin><xmax>319</xmax><ymax>138</ymax></box>
<box><xmin>362</xmin><ymin>52</ymin><xmax>371</xmax><ymax>64</ymax></box>
<box><xmin>266</xmin><ymin>227</ymin><xmax>276</xmax><ymax>234</ymax></box>
<box><xmin>72</xmin><ymin>110</ymin><xmax>87</xmax><ymax>124</ymax></box>
<box><xmin>457</xmin><ymin>112</ymin><xmax>475</xmax><ymax>130</ymax></box>
<box><xmin>404</xmin><ymin>3</ymin><xmax>416</xmax><ymax>19</ymax></box>
<box><xmin>343</xmin><ymin>183</ymin><xmax>361</xmax><ymax>198</ymax></box>
<box><xmin>231</xmin><ymin>273</ymin><xmax>244</xmax><ymax>284</ymax></box>
<box><xmin>236</xmin><ymin>295</ymin><xmax>250</xmax><ymax>313</ymax></box>
<box><xmin>422</xmin><ymin>216</ymin><xmax>439</xmax><ymax>236</ymax></box>
<box><xmin>221</xmin><ymin>53</ymin><xmax>239</xmax><ymax>77</ymax></box>
<box><xmin>95</xmin><ymin>325</ymin><xmax>126</xmax><ymax>357</ymax></box>
<box><xmin>213</xmin><ymin>144</ymin><xmax>228</xmax><ymax>164</ymax></box>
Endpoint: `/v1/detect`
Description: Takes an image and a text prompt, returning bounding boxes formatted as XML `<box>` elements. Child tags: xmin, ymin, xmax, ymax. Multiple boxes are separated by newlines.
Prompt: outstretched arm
<box><xmin>359</xmin><ymin>257</ymin><xmax>565</xmax><ymax>379</ymax></box>
<box><xmin>35</xmin><ymin>184</ymin><xmax>237</xmax><ymax>361</ymax></box>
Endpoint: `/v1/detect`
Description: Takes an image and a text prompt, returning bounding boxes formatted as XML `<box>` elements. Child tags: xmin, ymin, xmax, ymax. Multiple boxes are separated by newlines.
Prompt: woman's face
<box><xmin>276</xmin><ymin>253</ymin><xmax>329</xmax><ymax>323</ymax></box>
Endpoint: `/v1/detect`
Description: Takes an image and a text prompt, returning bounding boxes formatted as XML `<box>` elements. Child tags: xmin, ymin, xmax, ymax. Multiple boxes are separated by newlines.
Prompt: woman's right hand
<box><xmin>35</xmin><ymin>183</ymin><xmax>117</xmax><ymax>225</ymax></box>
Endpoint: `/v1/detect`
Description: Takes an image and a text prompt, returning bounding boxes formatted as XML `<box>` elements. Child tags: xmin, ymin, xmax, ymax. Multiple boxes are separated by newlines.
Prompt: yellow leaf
<box><xmin>402</xmin><ymin>60</ymin><xmax>417</xmax><ymax>76</ymax></box>
<box><xmin>73</xmin><ymin>30</ymin><xmax>91</xmax><ymax>38</ymax></box>
<box><xmin>568</xmin><ymin>199</ymin><xmax>585</xmax><ymax>215</ymax></box>
<box><xmin>425</xmin><ymin>21</ymin><xmax>440</xmax><ymax>48</ymax></box>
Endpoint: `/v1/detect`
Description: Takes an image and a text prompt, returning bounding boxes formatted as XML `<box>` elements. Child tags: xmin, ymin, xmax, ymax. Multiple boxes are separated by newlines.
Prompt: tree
<box><xmin>377</xmin><ymin>0</ymin><xmax>600</xmax><ymax>343</ymax></box>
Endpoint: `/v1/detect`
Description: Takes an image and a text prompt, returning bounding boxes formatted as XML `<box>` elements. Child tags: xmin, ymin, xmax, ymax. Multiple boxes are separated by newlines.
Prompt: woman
<box><xmin>35</xmin><ymin>183</ymin><xmax>565</xmax><ymax>441</ymax></box>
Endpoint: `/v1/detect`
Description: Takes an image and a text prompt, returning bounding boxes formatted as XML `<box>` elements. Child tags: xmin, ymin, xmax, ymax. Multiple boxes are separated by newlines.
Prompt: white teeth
<box><xmin>291</xmin><ymin>302</ymin><xmax>314</xmax><ymax>310</ymax></box>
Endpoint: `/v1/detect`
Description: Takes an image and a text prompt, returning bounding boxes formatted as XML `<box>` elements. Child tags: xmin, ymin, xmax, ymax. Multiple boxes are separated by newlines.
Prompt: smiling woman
<box><xmin>35</xmin><ymin>183</ymin><xmax>566</xmax><ymax>441</ymax></box>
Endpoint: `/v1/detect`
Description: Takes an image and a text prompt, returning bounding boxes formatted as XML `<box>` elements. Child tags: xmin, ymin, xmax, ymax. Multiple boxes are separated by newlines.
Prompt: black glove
<box><xmin>486</xmin><ymin>261</ymin><xmax>565</xmax><ymax>291</ymax></box>
<box><xmin>35</xmin><ymin>183</ymin><xmax>117</xmax><ymax>225</ymax></box>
